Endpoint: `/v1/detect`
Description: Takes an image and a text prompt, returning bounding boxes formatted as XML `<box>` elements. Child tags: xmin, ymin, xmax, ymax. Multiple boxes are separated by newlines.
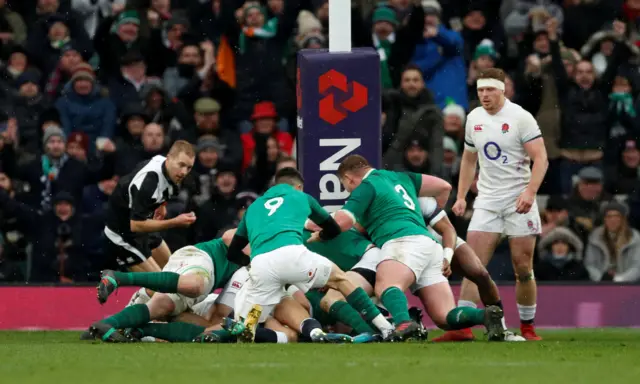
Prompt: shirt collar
<box><xmin>363</xmin><ymin>169</ymin><xmax>375</xmax><ymax>180</ymax></box>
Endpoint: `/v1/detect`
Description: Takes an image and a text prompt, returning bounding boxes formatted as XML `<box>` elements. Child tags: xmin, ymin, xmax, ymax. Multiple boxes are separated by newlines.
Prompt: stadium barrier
<box><xmin>1</xmin><ymin>284</ymin><xmax>639</xmax><ymax>330</ymax></box>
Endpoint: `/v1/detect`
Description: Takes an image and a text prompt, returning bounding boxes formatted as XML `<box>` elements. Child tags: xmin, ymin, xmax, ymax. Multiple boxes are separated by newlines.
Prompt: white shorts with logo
<box><xmin>469</xmin><ymin>201</ymin><xmax>541</xmax><ymax>237</ymax></box>
<box><xmin>379</xmin><ymin>235</ymin><xmax>445</xmax><ymax>282</ymax></box>
<box><xmin>234</xmin><ymin>245</ymin><xmax>333</xmax><ymax>323</ymax></box>
<box><xmin>191</xmin><ymin>267</ymin><xmax>250</xmax><ymax>318</ymax></box>
<box><xmin>162</xmin><ymin>246</ymin><xmax>215</xmax><ymax>316</ymax></box>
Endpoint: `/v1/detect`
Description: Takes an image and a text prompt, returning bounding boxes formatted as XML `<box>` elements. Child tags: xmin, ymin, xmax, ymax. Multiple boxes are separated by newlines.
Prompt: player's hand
<box><xmin>441</xmin><ymin>259</ymin><xmax>452</xmax><ymax>278</ymax></box>
<box><xmin>172</xmin><ymin>212</ymin><xmax>197</xmax><ymax>227</ymax></box>
<box><xmin>153</xmin><ymin>204</ymin><xmax>167</xmax><ymax>220</ymax></box>
<box><xmin>515</xmin><ymin>189</ymin><xmax>535</xmax><ymax>214</ymax></box>
<box><xmin>304</xmin><ymin>219</ymin><xmax>321</xmax><ymax>232</ymax></box>
<box><xmin>306</xmin><ymin>231</ymin><xmax>322</xmax><ymax>243</ymax></box>
<box><xmin>452</xmin><ymin>198</ymin><xmax>467</xmax><ymax>216</ymax></box>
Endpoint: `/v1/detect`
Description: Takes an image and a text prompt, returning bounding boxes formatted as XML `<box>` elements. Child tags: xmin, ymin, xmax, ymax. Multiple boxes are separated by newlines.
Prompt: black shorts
<box><xmin>104</xmin><ymin>227</ymin><xmax>163</xmax><ymax>268</ymax></box>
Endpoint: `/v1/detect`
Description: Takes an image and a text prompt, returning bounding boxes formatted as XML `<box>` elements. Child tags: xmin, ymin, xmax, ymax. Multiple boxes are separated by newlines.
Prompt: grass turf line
<box><xmin>0</xmin><ymin>329</ymin><xmax>639</xmax><ymax>384</ymax></box>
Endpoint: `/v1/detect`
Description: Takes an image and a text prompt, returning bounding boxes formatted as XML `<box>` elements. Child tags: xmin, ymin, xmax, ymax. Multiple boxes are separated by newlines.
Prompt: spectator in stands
<box><xmin>467</xmin><ymin>39</ymin><xmax>498</xmax><ymax>104</ymax></box>
<box><xmin>442</xmin><ymin>103</ymin><xmax>465</xmax><ymax>145</ymax></box>
<box><xmin>94</xmin><ymin>9</ymin><xmax>148</xmax><ymax>80</ymax></box>
<box><xmin>503</xmin><ymin>0</ymin><xmax>564</xmax><ymax>41</ymax></box>
<box><xmin>140</xmin><ymin>79</ymin><xmax>191</xmax><ymax>137</ymax></box>
<box><xmin>146</xmin><ymin>11</ymin><xmax>191</xmax><ymax>78</ymax></box>
<box><xmin>189</xmin><ymin>135</ymin><xmax>222</xmax><ymax>207</ymax></box>
<box><xmin>44</xmin><ymin>42</ymin><xmax>84</xmax><ymax>100</ymax></box>
<box><xmin>536</xmin><ymin>226</ymin><xmax>589</xmax><ymax>281</ymax></box>
<box><xmin>562</xmin><ymin>0</ymin><xmax>620</xmax><ymax>51</ymax></box>
<box><xmin>216</xmin><ymin>190</ymin><xmax>258</xmax><ymax>237</ymax></box>
<box><xmin>113</xmin><ymin>104</ymin><xmax>147</xmax><ymax>155</ymax></box>
<box><xmin>584</xmin><ymin>201</ymin><xmax>640</xmax><ymax>282</ymax></box>
<box><xmin>382</xmin><ymin>65</ymin><xmax>443</xmax><ymax>175</ymax></box>
<box><xmin>82</xmin><ymin>175</ymin><xmax>118</xmax><ymax>216</ymax></box>
<box><xmin>244</xmin><ymin>135</ymin><xmax>282</xmax><ymax>194</ymax></box>
<box><xmin>17</xmin><ymin>125</ymin><xmax>112</xmax><ymax>211</ymax></box>
<box><xmin>55</xmin><ymin>62</ymin><xmax>116</xmax><ymax>154</ymax></box>
<box><xmin>568</xmin><ymin>167</ymin><xmax>610</xmax><ymax>238</ymax></box>
<box><xmin>352</xmin><ymin>3</ymin><xmax>424</xmax><ymax>89</ymax></box>
<box><xmin>412</xmin><ymin>1</ymin><xmax>468</xmax><ymax>110</ymax></box>
<box><xmin>163</xmin><ymin>40</ymin><xmax>214</xmax><ymax>99</ymax></box>
<box><xmin>441</xmin><ymin>136</ymin><xmax>460</xmax><ymax>185</ymax></box>
<box><xmin>107</xmin><ymin>50</ymin><xmax>150</xmax><ymax>112</ymax></box>
<box><xmin>0</xmin><ymin>114</ymin><xmax>16</xmax><ymax>178</ymax></box>
<box><xmin>12</xmin><ymin>69</ymin><xmax>50</xmax><ymax>153</ymax></box>
<box><xmin>180</xmin><ymin>97</ymin><xmax>242</xmax><ymax>169</ymax></box>
<box><xmin>0</xmin><ymin>0</ymin><xmax>27</xmax><ymax>48</ymax></box>
<box><xmin>549</xmin><ymin>19</ymin><xmax>627</xmax><ymax>194</ymax></box>
<box><xmin>0</xmin><ymin>46</ymin><xmax>29</xmax><ymax>85</ymax></box>
<box><xmin>460</xmin><ymin>2</ymin><xmax>505</xmax><ymax>65</ymax></box>
<box><xmin>65</xmin><ymin>131</ymin><xmax>89</xmax><ymax>163</ymax></box>
<box><xmin>112</xmin><ymin>122</ymin><xmax>165</xmax><ymax>177</ymax></box>
<box><xmin>194</xmin><ymin>164</ymin><xmax>239</xmax><ymax>243</ymax></box>
<box><xmin>241</xmin><ymin>101</ymin><xmax>293</xmax><ymax>171</ymax></box>
<box><xmin>0</xmin><ymin>172</ymin><xmax>28</xmax><ymax>282</ymax></box>
<box><xmin>395</xmin><ymin>135</ymin><xmax>430</xmax><ymax>174</ymax></box>
<box><xmin>541</xmin><ymin>195</ymin><xmax>591</xmax><ymax>242</ymax></box>
<box><xmin>606</xmin><ymin>72</ymin><xmax>640</xmax><ymax>165</ymax></box>
<box><xmin>606</xmin><ymin>137</ymin><xmax>640</xmax><ymax>195</ymax></box>
<box><xmin>70</xmin><ymin>0</ymin><xmax>126</xmax><ymax>38</ymax></box>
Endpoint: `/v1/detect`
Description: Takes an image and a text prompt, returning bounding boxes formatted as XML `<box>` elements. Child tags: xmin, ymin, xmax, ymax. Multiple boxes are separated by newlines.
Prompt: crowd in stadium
<box><xmin>0</xmin><ymin>0</ymin><xmax>638</xmax><ymax>284</ymax></box>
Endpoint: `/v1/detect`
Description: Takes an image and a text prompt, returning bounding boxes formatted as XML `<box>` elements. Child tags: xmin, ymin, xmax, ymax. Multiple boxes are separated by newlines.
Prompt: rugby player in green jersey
<box><xmin>309</xmin><ymin>155</ymin><xmax>504</xmax><ymax>341</ymax></box>
<box><xmin>89</xmin><ymin>229</ymin><xmax>244</xmax><ymax>342</ymax></box>
<box><xmin>225</xmin><ymin>167</ymin><xmax>395</xmax><ymax>342</ymax></box>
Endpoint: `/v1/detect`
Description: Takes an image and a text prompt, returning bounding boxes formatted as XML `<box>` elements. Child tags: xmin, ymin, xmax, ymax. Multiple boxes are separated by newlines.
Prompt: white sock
<box><xmin>309</xmin><ymin>328</ymin><xmax>324</xmax><ymax>338</ymax></box>
<box><xmin>458</xmin><ymin>300</ymin><xmax>477</xmax><ymax>309</ymax></box>
<box><xmin>275</xmin><ymin>331</ymin><xmax>288</xmax><ymax>344</ymax></box>
<box><xmin>371</xmin><ymin>314</ymin><xmax>394</xmax><ymax>332</ymax></box>
<box><xmin>517</xmin><ymin>304</ymin><xmax>536</xmax><ymax>322</ymax></box>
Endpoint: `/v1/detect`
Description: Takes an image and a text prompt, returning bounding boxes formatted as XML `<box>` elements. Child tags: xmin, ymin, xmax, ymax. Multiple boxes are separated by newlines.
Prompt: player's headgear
<box><xmin>477</xmin><ymin>68</ymin><xmax>506</xmax><ymax>92</ymax></box>
<box><xmin>275</xmin><ymin>167</ymin><xmax>304</xmax><ymax>186</ymax></box>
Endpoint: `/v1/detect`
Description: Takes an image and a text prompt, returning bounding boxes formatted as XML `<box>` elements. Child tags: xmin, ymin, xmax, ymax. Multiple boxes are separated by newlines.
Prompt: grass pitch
<box><xmin>1</xmin><ymin>329</ymin><xmax>639</xmax><ymax>384</ymax></box>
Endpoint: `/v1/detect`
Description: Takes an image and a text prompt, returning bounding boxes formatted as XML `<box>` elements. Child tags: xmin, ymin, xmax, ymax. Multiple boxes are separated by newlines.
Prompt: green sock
<box><xmin>103</xmin><ymin>304</ymin><xmax>150</xmax><ymax>329</ymax></box>
<box><xmin>345</xmin><ymin>287</ymin><xmax>383</xmax><ymax>323</ymax></box>
<box><xmin>139</xmin><ymin>322</ymin><xmax>205</xmax><ymax>342</ymax></box>
<box><xmin>380</xmin><ymin>287</ymin><xmax>411</xmax><ymax>324</ymax></box>
<box><xmin>111</xmin><ymin>271</ymin><xmax>180</xmax><ymax>293</ymax></box>
<box><xmin>446</xmin><ymin>307</ymin><xmax>485</xmax><ymax>329</ymax></box>
<box><xmin>329</xmin><ymin>301</ymin><xmax>376</xmax><ymax>334</ymax></box>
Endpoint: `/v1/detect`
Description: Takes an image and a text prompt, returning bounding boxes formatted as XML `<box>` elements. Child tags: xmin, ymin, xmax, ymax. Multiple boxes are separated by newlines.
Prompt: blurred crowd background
<box><xmin>0</xmin><ymin>0</ymin><xmax>638</xmax><ymax>284</ymax></box>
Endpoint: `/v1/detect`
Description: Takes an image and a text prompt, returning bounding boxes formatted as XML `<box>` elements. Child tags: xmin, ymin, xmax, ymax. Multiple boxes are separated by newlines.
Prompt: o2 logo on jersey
<box><xmin>483</xmin><ymin>142</ymin><xmax>508</xmax><ymax>164</ymax></box>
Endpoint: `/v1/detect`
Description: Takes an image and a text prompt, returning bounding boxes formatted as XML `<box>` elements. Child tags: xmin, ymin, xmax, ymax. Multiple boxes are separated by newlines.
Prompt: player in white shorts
<box><xmin>452</xmin><ymin>68</ymin><xmax>548</xmax><ymax>341</ymax></box>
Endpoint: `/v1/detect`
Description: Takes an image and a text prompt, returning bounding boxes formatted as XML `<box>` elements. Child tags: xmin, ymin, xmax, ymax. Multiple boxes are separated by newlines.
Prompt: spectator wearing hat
<box><xmin>193</xmin><ymin>163</ymin><xmax>239</xmax><ymax>243</ymax></box>
<box><xmin>567</xmin><ymin>166</ymin><xmax>611</xmax><ymax>237</ymax></box>
<box><xmin>441</xmin><ymin>136</ymin><xmax>460</xmax><ymax>185</ymax></box>
<box><xmin>25</xmin><ymin>13</ymin><xmax>93</xmax><ymax>79</ymax></box>
<box><xmin>584</xmin><ymin>201</ymin><xmax>640</xmax><ymax>283</ymax></box>
<box><xmin>536</xmin><ymin>226</ymin><xmax>589</xmax><ymax>281</ymax></box>
<box><xmin>94</xmin><ymin>9</ymin><xmax>149</xmax><ymax>80</ymax></box>
<box><xmin>548</xmin><ymin>19</ymin><xmax>629</xmax><ymax>194</ymax></box>
<box><xmin>189</xmin><ymin>134</ymin><xmax>223</xmax><ymax>207</ymax></box>
<box><xmin>18</xmin><ymin>123</ymin><xmax>113</xmax><ymax>211</ymax></box>
<box><xmin>412</xmin><ymin>0</ymin><xmax>468</xmax><ymax>110</ymax></box>
<box><xmin>605</xmin><ymin>137</ymin><xmax>640</xmax><ymax>195</ymax></box>
<box><xmin>0</xmin><ymin>46</ymin><xmax>29</xmax><ymax>85</ymax></box>
<box><xmin>107</xmin><ymin>50</ymin><xmax>151</xmax><ymax>112</ymax></box>
<box><xmin>66</xmin><ymin>131</ymin><xmax>89</xmax><ymax>163</ymax></box>
<box><xmin>55</xmin><ymin>62</ymin><xmax>117</xmax><ymax>154</ymax></box>
<box><xmin>44</xmin><ymin>42</ymin><xmax>85</xmax><ymax>100</ymax></box>
<box><xmin>12</xmin><ymin>69</ymin><xmax>51</xmax><ymax>153</ymax></box>
<box><xmin>146</xmin><ymin>11</ymin><xmax>191</xmax><ymax>77</ymax></box>
<box><xmin>164</xmin><ymin>40</ymin><xmax>216</xmax><ymax>99</ymax></box>
<box><xmin>241</xmin><ymin>101</ymin><xmax>293</xmax><ymax>171</ymax></box>
<box><xmin>442</xmin><ymin>102</ymin><xmax>466</xmax><ymax>145</ymax></box>
<box><xmin>222</xmin><ymin>0</ymin><xmax>299</xmax><ymax>124</ymax></box>
<box><xmin>114</xmin><ymin>103</ymin><xmax>148</xmax><ymax>151</ymax></box>
<box><xmin>382</xmin><ymin>65</ymin><xmax>443</xmax><ymax>175</ymax></box>
<box><xmin>352</xmin><ymin>3</ymin><xmax>424</xmax><ymax>89</ymax></box>
<box><xmin>541</xmin><ymin>195</ymin><xmax>591</xmax><ymax>242</ymax></box>
<box><xmin>467</xmin><ymin>39</ymin><xmax>498</xmax><ymax>102</ymax></box>
<box><xmin>394</xmin><ymin>134</ymin><xmax>430</xmax><ymax>174</ymax></box>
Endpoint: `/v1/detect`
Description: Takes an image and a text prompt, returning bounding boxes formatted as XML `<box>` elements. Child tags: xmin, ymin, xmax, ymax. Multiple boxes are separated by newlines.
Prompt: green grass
<box><xmin>1</xmin><ymin>330</ymin><xmax>640</xmax><ymax>384</ymax></box>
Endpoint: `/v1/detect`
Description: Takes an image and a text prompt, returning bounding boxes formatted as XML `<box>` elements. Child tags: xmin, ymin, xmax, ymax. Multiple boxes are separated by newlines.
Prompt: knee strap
<box><xmin>516</xmin><ymin>270</ymin><xmax>535</xmax><ymax>282</ymax></box>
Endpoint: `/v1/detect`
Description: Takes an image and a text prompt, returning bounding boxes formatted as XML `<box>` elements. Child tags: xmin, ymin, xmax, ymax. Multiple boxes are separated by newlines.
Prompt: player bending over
<box><xmin>225</xmin><ymin>167</ymin><xmax>395</xmax><ymax>342</ymax></box>
<box><xmin>88</xmin><ymin>229</ymin><xmax>242</xmax><ymax>342</ymax></box>
<box><xmin>309</xmin><ymin>155</ymin><xmax>504</xmax><ymax>341</ymax></box>
<box><xmin>452</xmin><ymin>68</ymin><xmax>548</xmax><ymax>341</ymax></box>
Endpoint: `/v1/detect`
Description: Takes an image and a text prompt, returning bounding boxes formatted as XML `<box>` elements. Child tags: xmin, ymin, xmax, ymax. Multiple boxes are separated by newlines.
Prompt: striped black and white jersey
<box><xmin>105</xmin><ymin>155</ymin><xmax>178</xmax><ymax>241</ymax></box>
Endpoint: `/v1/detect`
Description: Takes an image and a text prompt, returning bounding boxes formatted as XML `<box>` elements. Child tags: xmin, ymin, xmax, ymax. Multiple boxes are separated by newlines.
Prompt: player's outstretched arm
<box><xmin>418</xmin><ymin>175</ymin><xmax>452</xmax><ymax>208</ymax></box>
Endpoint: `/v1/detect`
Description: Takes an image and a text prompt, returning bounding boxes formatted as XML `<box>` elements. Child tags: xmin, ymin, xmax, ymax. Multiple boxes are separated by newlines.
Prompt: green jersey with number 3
<box><xmin>236</xmin><ymin>183</ymin><xmax>331</xmax><ymax>258</ymax></box>
<box><xmin>194</xmin><ymin>238</ymin><xmax>240</xmax><ymax>290</ymax></box>
<box><xmin>302</xmin><ymin>229</ymin><xmax>373</xmax><ymax>271</ymax></box>
<box><xmin>342</xmin><ymin>169</ymin><xmax>435</xmax><ymax>247</ymax></box>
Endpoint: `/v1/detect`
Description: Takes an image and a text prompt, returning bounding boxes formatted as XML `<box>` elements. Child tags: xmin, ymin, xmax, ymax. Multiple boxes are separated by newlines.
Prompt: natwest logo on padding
<box><xmin>318</xmin><ymin>69</ymin><xmax>368</xmax><ymax>125</ymax></box>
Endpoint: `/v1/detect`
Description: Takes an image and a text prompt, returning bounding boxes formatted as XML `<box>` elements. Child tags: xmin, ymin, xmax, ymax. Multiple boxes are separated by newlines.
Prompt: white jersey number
<box><xmin>264</xmin><ymin>197</ymin><xmax>284</xmax><ymax>216</ymax></box>
<box><xmin>395</xmin><ymin>185</ymin><xmax>416</xmax><ymax>210</ymax></box>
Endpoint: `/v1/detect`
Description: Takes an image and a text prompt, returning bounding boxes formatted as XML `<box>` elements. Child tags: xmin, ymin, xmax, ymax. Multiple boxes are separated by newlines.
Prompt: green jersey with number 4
<box><xmin>236</xmin><ymin>183</ymin><xmax>331</xmax><ymax>258</ymax></box>
<box><xmin>342</xmin><ymin>169</ymin><xmax>435</xmax><ymax>247</ymax></box>
<box><xmin>302</xmin><ymin>229</ymin><xmax>373</xmax><ymax>271</ymax></box>
<box><xmin>194</xmin><ymin>238</ymin><xmax>240</xmax><ymax>290</ymax></box>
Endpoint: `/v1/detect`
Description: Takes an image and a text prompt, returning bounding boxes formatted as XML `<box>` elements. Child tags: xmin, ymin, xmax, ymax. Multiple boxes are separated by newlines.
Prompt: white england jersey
<box><xmin>464</xmin><ymin>99</ymin><xmax>542</xmax><ymax>211</ymax></box>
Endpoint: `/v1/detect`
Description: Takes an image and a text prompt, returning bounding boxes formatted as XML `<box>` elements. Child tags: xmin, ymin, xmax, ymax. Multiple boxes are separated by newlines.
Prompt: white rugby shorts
<box><xmin>469</xmin><ymin>201</ymin><xmax>541</xmax><ymax>237</ymax></box>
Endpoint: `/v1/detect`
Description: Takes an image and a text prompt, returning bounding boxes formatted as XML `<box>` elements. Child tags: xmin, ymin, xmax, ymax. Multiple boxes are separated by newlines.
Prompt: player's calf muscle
<box><xmin>319</xmin><ymin>289</ymin><xmax>345</xmax><ymax>313</ymax></box>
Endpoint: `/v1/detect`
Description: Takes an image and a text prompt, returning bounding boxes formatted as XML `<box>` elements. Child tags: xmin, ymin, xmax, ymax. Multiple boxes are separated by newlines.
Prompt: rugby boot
<box><xmin>391</xmin><ymin>320</ymin><xmax>421</xmax><ymax>341</ymax></box>
<box><xmin>484</xmin><ymin>305</ymin><xmax>505</xmax><ymax>341</ymax></box>
<box><xmin>520</xmin><ymin>323</ymin><xmax>542</xmax><ymax>341</ymax></box>
<box><xmin>310</xmin><ymin>330</ymin><xmax>353</xmax><ymax>343</ymax></box>
<box><xmin>97</xmin><ymin>270</ymin><xmax>118</xmax><ymax>304</ymax></box>
<box><xmin>79</xmin><ymin>329</ymin><xmax>96</xmax><ymax>340</ymax></box>
<box><xmin>431</xmin><ymin>328</ymin><xmax>475</xmax><ymax>342</ymax></box>
<box><xmin>89</xmin><ymin>321</ymin><xmax>130</xmax><ymax>343</ymax></box>
<box><xmin>503</xmin><ymin>331</ymin><xmax>526</xmax><ymax>341</ymax></box>
<box><xmin>352</xmin><ymin>332</ymin><xmax>383</xmax><ymax>344</ymax></box>
<box><xmin>238</xmin><ymin>304</ymin><xmax>262</xmax><ymax>343</ymax></box>
<box><xmin>221</xmin><ymin>317</ymin><xmax>246</xmax><ymax>336</ymax></box>
<box><xmin>193</xmin><ymin>331</ymin><xmax>222</xmax><ymax>343</ymax></box>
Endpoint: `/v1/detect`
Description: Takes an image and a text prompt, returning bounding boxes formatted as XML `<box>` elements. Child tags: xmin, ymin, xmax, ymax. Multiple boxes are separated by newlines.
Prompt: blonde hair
<box><xmin>168</xmin><ymin>140</ymin><xmax>195</xmax><ymax>158</ymax></box>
